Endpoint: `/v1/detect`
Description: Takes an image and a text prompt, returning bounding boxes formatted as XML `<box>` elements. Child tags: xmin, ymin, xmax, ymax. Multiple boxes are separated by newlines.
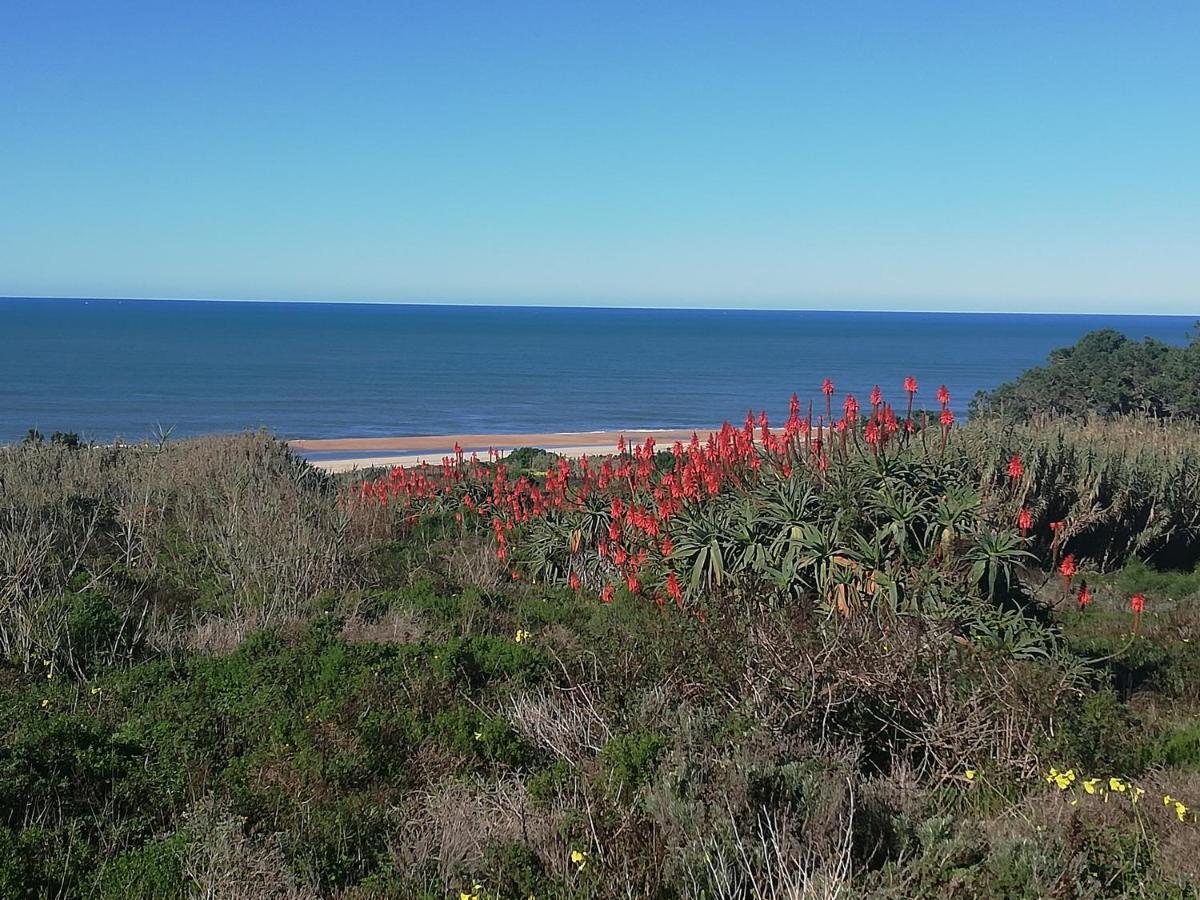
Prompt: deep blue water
<box><xmin>0</xmin><ymin>298</ymin><xmax>1194</xmax><ymax>444</ymax></box>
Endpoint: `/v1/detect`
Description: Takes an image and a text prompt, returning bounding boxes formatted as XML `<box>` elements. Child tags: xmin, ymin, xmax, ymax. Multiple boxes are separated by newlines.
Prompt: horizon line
<box><xmin>1</xmin><ymin>294</ymin><xmax>1197</xmax><ymax>319</ymax></box>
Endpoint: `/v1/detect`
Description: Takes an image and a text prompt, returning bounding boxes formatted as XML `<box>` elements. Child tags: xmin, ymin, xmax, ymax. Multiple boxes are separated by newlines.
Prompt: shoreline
<box><xmin>292</xmin><ymin>428</ymin><xmax>716</xmax><ymax>473</ymax></box>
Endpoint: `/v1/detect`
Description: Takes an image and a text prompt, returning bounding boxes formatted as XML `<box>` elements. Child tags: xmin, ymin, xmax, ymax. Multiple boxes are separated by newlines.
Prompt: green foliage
<box><xmin>599</xmin><ymin>731</ymin><xmax>667</xmax><ymax>795</ymax></box>
<box><xmin>973</xmin><ymin>326</ymin><xmax>1200</xmax><ymax>420</ymax></box>
<box><xmin>5</xmin><ymin>423</ymin><xmax>1200</xmax><ymax>897</ymax></box>
<box><xmin>503</xmin><ymin>447</ymin><xmax>560</xmax><ymax>471</ymax></box>
<box><xmin>95</xmin><ymin>834</ymin><xmax>188</xmax><ymax>899</ymax></box>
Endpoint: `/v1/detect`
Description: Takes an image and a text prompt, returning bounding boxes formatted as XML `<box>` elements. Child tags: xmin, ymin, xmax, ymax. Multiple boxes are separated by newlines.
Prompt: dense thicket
<box><xmin>3</xmin><ymin>418</ymin><xmax>1200</xmax><ymax>897</ymax></box>
<box><xmin>972</xmin><ymin>326</ymin><xmax>1200</xmax><ymax>420</ymax></box>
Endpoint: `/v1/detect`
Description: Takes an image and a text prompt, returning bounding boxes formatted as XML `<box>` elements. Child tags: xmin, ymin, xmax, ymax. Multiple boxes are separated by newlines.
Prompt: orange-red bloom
<box><xmin>1130</xmin><ymin>593</ymin><xmax>1145</xmax><ymax>615</ymax></box>
<box><xmin>1007</xmin><ymin>455</ymin><xmax>1024</xmax><ymax>480</ymax></box>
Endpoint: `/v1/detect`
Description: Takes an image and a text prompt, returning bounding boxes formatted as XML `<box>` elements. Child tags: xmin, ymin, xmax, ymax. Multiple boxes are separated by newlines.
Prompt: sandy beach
<box><xmin>292</xmin><ymin>428</ymin><xmax>715</xmax><ymax>473</ymax></box>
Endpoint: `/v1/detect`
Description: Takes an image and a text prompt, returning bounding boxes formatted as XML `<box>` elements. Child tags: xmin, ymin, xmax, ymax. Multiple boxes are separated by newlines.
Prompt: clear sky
<box><xmin>2</xmin><ymin>2</ymin><xmax>1197</xmax><ymax>313</ymax></box>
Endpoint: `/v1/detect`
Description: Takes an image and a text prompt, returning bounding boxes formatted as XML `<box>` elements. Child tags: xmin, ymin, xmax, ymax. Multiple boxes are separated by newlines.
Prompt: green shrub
<box><xmin>600</xmin><ymin>731</ymin><xmax>667</xmax><ymax>796</ymax></box>
<box><xmin>94</xmin><ymin>833</ymin><xmax>188</xmax><ymax>899</ymax></box>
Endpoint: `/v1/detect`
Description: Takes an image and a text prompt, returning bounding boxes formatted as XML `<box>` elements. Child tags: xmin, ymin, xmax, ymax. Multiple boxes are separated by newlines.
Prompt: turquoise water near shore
<box><xmin>0</xmin><ymin>298</ymin><xmax>1193</xmax><ymax>443</ymax></box>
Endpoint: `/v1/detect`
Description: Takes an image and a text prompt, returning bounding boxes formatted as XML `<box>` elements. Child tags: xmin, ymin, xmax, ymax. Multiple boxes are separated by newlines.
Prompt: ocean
<box><xmin>0</xmin><ymin>298</ymin><xmax>1194</xmax><ymax>445</ymax></box>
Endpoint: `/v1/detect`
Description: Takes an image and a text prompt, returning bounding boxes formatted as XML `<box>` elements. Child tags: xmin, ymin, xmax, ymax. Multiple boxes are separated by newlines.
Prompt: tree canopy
<box><xmin>972</xmin><ymin>325</ymin><xmax>1200</xmax><ymax>420</ymax></box>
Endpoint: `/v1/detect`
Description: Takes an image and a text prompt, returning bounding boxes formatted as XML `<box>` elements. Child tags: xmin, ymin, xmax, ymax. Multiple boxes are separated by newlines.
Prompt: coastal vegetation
<box><xmin>973</xmin><ymin>325</ymin><xmax>1200</xmax><ymax>421</ymax></box>
<box><xmin>3</xmin><ymin>379</ymin><xmax>1200</xmax><ymax>897</ymax></box>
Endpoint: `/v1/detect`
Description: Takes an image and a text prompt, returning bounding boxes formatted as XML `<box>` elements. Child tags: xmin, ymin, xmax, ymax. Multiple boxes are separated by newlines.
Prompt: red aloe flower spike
<box><xmin>1057</xmin><ymin>559</ymin><xmax>1077</xmax><ymax>605</ymax></box>
<box><xmin>1130</xmin><ymin>593</ymin><xmax>1145</xmax><ymax>633</ymax></box>
<box><xmin>1007</xmin><ymin>455</ymin><xmax>1024</xmax><ymax>481</ymax></box>
<box><xmin>1077</xmin><ymin>582</ymin><xmax>1092</xmax><ymax>609</ymax></box>
<box><xmin>937</xmin><ymin>384</ymin><xmax>950</xmax><ymax>407</ymax></box>
<box><xmin>568</xmin><ymin>571</ymin><xmax>581</xmax><ymax>591</ymax></box>
<box><xmin>666</xmin><ymin>571</ymin><xmax>683</xmax><ymax>603</ymax></box>
<box><xmin>843</xmin><ymin>393</ymin><xmax>859</xmax><ymax>422</ymax></box>
<box><xmin>1018</xmin><ymin>507</ymin><xmax>1032</xmax><ymax>535</ymax></box>
<box><xmin>601</xmin><ymin>585</ymin><xmax>614</xmax><ymax>604</ymax></box>
<box><xmin>870</xmin><ymin>384</ymin><xmax>882</xmax><ymax>409</ymax></box>
<box><xmin>902</xmin><ymin>377</ymin><xmax>917</xmax><ymax>442</ymax></box>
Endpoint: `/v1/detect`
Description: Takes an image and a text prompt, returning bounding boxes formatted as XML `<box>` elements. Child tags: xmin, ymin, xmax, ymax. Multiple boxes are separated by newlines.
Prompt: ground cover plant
<box><xmin>3</xmin><ymin>379</ymin><xmax>1200</xmax><ymax>898</ymax></box>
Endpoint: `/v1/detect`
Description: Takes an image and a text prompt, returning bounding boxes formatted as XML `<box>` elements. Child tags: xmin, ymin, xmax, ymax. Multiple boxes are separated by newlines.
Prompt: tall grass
<box><xmin>959</xmin><ymin>415</ymin><xmax>1200</xmax><ymax>569</ymax></box>
<box><xmin>0</xmin><ymin>432</ymin><xmax>358</xmax><ymax>671</ymax></box>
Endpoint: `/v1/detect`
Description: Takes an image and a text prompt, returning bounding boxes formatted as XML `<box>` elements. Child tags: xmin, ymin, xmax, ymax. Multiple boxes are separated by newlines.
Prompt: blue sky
<box><xmin>2</xmin><ymin>2</ymin><xmax>1197</xmax><ymax>313</ymax></box>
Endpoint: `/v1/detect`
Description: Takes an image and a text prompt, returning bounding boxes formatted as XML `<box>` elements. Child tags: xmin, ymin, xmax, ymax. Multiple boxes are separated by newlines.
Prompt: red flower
<box><xmin>821</xmin><ymin>378</ymin><xmax>835</xmax><ymax>397</ymax></box>
<box><xmin>1078</xmin><ymin>583</ymin><xmax>1093</xmax><ymax>609</ymax></box>
<box><xmin>1049</xmin><ymin>520</ymin><xmax>1063</xmax><ymax>533</ymax></box>
<box><xmin>1017</xmin><ymin>508</ymin><xmax>1032</xmax><ymax>532</ymax></box>
<box><xmin>661</xmin><ymin>535</ymin><xmax>673</xmax><ymax>557</ymax></box>
<box><xmin>843</xmin><ymin>394</ymin><xmax>859</xmax><ymax>421</ymax></box>
<box><xmin>1059</xmin><ymin>554</ymin><xmax>1077</xmax><ymax>578</ymax></box>
<box><xmin>870</xmin><ymin>384</ymin><xmax>882</xmax><ymax>407</ymax></box>
<box><xmin>904</xmin><ymin>376</ymin><xmax>918</xmax><ymax>395</ymax></box>
<box><xmin>937</xmin><ymin>385</ymin><xmax>950</xmax><ymax>407</ymax></box>
<box><xmin>939</xmin><ymin>408</ymin><xmax>954</xmax><ymax>428</ymax></box>
<box><xmin>1130</xmin><ymin>593</ymin><xmax>1145</xmax><ymax>615</ymax></box>
<box><xmin>1006</xmin><ymin>455</ymin><xmax>1024</xmax><ymax>480</ymax></box>
<box><xmin>666</xmin><ymin>571</ymin><xmax>683</xmax><ymax>603</ymax></box>
<box><xmin>601</xmin><ymin>585</ymin><xmax>614</xmax><ymax>604</ymax></box>
<box><xmin>568</xmin><ymin>572</ymin><xmax>581</xmax><ymax>591</ymax></box>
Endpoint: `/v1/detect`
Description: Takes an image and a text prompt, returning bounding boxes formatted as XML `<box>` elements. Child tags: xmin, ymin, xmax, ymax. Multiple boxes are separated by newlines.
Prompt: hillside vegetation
<box><xmin>3</xmin><ymin>386</ymin><xmax>1200</xmax><ymax>898</ymax></box>
<box><xmin>973</xmin><ymin>326</ymin><xmax>1200</xmax><ymax>421</ymax></box>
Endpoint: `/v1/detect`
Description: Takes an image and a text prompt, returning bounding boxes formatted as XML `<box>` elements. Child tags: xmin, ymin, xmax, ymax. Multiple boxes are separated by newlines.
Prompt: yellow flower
<box><xmin>1050</xmin><ymin>768</ymin><xmax>1074</xmax><ymax>790</ymax></box>
<box><xmin>1175</xmin><ymin>801</ymin><xmax>1189</xmax><ymax>822</ymax></box>
<box><xmin>964</xmin><ymin>769</ymin><xmax>976</xmax><ymax>781</ymax></box>
<box><xmin>1164</xmin><ymin>794</ymin><xmax>1176</xmax><ymax>806</ymax></box>
<box><xmin>474</xmin><ymin>731</ymin><xmax>483</xmax><ymax>741</ymax></box>
<box><xmin>40</xmin><ymin>699</ymin><xmax>50</xmax><ymax>708</ymax></box>
<box><xmin>1132</xmin><ymin>787</ymin><xmax>1145</xmax><ymax>803</ymax></box>
<box><xmin>1108</xmin><ymin>777</ymin><xmax>1127</xmax><ymax>793</ymax></box>
<box><xmin>90</xmin><ymin>686</ymin><xmax>101</xmax><ymax>695</ymax></box>
<box><xmin>570</xmin><ymin>849</ymin><xmax>588</xmax><ymax>871</ymax></box>
<box><xmin>1083</xmin><ymin>778</ymin><xmax>1100</xmax><ymax>795</ymax></box>
<box><xmin>514</xmin><ymin>629</ymin><xmax>531</xmax><ymax>643</ymax></box>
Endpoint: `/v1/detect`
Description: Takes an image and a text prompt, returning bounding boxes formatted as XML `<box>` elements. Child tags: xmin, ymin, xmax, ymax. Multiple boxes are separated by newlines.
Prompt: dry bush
<box><xmin>339</xmin><ymin>607</ymin><xmax>427</xmax><ymax>644</ymax></box>
<box><xmin>691</xmin><ymin>803</ymin><xmax>855</xmax><ymax>900</ymax></box>
<box><xmin>0</xmin><ymin>433</ymin><xmax>362</xmax><ymax>669</ymax></box>
<box><xmin>507</xmin><ymin>682</ymin><xmax>613</xmax><ymax>765</ymax></box>
<box><xmin>447</xmin><ymin>536</ymin><xmax>503</xmax><ymax>590</ymax></box>
<box><xmin>734</xmin><ymin>607</ymin><xmax>1065</xmax><ymax>780</ymax></box>
<box><xmin>182</xmin><ymin>795</ymin><xmax>317</xmax><ymax>900</ymax></box>
<box><xmin>387</xmin><ymin>776</ymin><xmax>571</xmax><ymax>890</ymax></box>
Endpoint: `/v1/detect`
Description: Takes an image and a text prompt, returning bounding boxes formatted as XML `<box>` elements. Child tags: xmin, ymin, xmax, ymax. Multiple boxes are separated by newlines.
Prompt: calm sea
<box><xmin>0</xmin><ymin>298</ymin><xmax>1194</xmax><ymax>445</ymax></box>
